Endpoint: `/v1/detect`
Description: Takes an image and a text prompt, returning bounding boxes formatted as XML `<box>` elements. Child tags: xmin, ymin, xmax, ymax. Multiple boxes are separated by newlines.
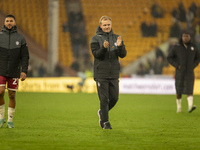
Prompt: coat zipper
<box><xmin>7</xmin><ymin>31</ymin><xmax>11</xmax><ymax>76</ymax></box>
<box><xmin>108</xmin><ymin>35</ymin><xmax>112</xmax><ymax>77</ymax></box>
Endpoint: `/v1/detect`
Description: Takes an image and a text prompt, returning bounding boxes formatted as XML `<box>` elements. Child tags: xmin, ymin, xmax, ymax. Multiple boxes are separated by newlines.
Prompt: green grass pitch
<box><xmin>0</xmin><ymin>92</ymin><xmax>200</xmax><ymax>150</ymax></box>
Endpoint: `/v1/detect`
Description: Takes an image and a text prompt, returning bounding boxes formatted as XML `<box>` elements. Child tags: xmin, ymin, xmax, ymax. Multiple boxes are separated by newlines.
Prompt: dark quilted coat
<box><xmin>90</xmin><ymin>26</ymin><xmax>127</xmax><ymax>79</ymax></box>
<box><xmin>0</xmin><ymin>25</ymin><xmax>29</xmax><ymax>78</ymax></box>
<box><xmin>167</xmin><ymin>39</ymin><xmax>200</xmax><ymax>95</ymax></box>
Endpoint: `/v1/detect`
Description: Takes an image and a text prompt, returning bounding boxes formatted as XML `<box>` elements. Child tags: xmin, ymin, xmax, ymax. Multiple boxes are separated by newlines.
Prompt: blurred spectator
<box><xmin>166</xmin><ymin>39</ymin><xmax>177</xmax><ymax>67</ymax></box>
<box><xmin>80</xmin><ymin>45</ymin><xmax>90</xmax><ymax>60</ymax></box>
<box><xmin>178</xmin><ymin>2</ymin><xmax>186</xmax><ymax>22</ymax></box>
<box><xmin>149</xmin><ymin>20</ymin><xmax>157</xmax><ymax>36</ymax></box>
<box><xmin>187</xmin><ymin>23</ymin><xmax>196</xmax><ymax>42</ymax></box>
<box><xmin>195</xmin><ymin>34</ymin><xmax>200</xmax><ymax>50</ymax></box>
<box><xmin>136</xmin><ymin>63</ymin><xmax>148</xmax><ymax>76</ymax></box>
<box><xmin>155</xmin><ymin>47</ymin><xmax>168</xmax><ymax>67</ymax></box>
<box><xmin>146</xmin><ymin>58</ymin><xmax>154</xmax><ymax>74</ymax></box>
<box><xmin>151</xmin><ymin>2</ymin><xmax>164</xmax><ymax>18</ymax></box>
<box><xmin>70</xmin><ymin>59</ymin><xmax>80</xmax><ymax>72</ymax></box>
<box><xmin>140</xmin><ymin>20</ymin><xmax>157</xmax><ymax>37</ymax></box>
<box><xmin>62</xmin><ymin>22</ymin><xmax>69</xmax><ymax>32</ymax></box>
<box><xmin>155</xmin><ymin>47</ymin><xmax>165</xmax><ymax>60</ymax></box>
<box><xmin>77</xmin><ymin>67</ymin><xmax>93</xmax><ymax>88</ymax></box>
<box><xmin>38</xmin><ymin>63</ymin><xmax>46</xmax><ymax>77</ymax></box>
<box><xmin>169</xmin><ymin>21</ymin><xmax>182</xmax><ymax>38</ymax></box>
<box><xmin>67</xmin><ymin>60</ymin><xmax>93</xmax><ymax>92</ymax></box>
<box><xmin>71</xmin><ymin>32</ymin><xmax>81</xmax><ymax>58</ymax></box>
<box><xmin>195</xmin><ymin>20</ymin><xmax>200</xmax><ymax>49</ymax></box>
<box><xmin>167</xmin><ymin>39</ymin><xmax>177</xmax><ymax>54</ymax></box>
<box><xmin>186</xmin><ymin>10</ymin><xmax>194</xmax><ymax>28</ymax></box>
<box><xmin>171</xmin><ymin>7</ymin><xmax>179</xmax><ymax>20</ymax></box>
<box><xmin>68</xmin><ymin>10</ymin><xmax>89</xmax><ymax>60</ymax></box>
<box><xmin>189</xmin><ymin>2</ymin><xmax>197</xmax><ymax>17</ymax></box>
<box><xmin>196</xmin><ymin>4</ymin><xmax>200</xmax><ymax>18</ymax></box>
<box><xmin>153</xmin><ymin>56</ymin><xmax>164</xmax><ymax>74</ymax></box>
<box><xmin>54</xmin><ymin>62</ymin><xmax>63</xmax><ymax>77</ymax></box>
<box><xmin>140</xmin><ymin>21</ymin><xmax>149</xmax><ymax>37</ymax></box>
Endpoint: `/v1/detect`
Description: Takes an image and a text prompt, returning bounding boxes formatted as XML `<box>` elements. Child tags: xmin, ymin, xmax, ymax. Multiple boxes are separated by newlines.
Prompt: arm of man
<box><xmin>90</xmin><ymin>36</ymin><xmax>107</xmax><ymax>59</ymax></box>
<box><xmin>193</xmin><ymin>46</ymin><xmax>200</xmax><ymax>69</ymax></box>
<box><xmin>116</xmin><ymin>36</ymin><xmax>127</xmax><ymax>58</ymax></box>
<box><xmin>20</xmin><ymin>41</ymin><xmax>29</xmax><ymax>80</ymax></box>
<box><xmin>167</xmin><ymin>45</ymin><xmax>179</xmax><ymax>69</ymax></box>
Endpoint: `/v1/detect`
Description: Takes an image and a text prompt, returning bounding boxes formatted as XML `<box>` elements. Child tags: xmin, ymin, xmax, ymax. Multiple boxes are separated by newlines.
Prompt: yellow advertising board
<box><xmin>18</xmin><ymin>77</ymin><xmax>97</xmax><ymax>93</ymax></box>
<box><xmin>18</xmin><ymin>77</ymin><xmax>200</xmax><ymax>95</ymax></box>
<box><xmin>194</xmin><ymin>80</ymin><xmax>200</xmax><ymax>95</ymax></box>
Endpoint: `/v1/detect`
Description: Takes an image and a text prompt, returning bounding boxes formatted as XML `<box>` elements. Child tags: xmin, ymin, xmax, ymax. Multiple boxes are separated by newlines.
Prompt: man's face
<box><xmin>182</xmin><ymin>33</ymin><xmax>191</xmax><ymax>44</ymax></box>
<box><xmin>100</xmin><ymin>20</ymin><xmax>112</xmax><ymax>33</ymax></box>
<box><xmin>4</xmin><ymin>17</ymin><xmax>16</xmax><ymax>29</ymax></box>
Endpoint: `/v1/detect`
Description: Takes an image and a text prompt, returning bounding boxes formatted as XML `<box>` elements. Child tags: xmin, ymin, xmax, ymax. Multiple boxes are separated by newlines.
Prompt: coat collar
<box><xmin>1</xmin><ymin>25</ymin><xmax>17</xmax><ymax>33</ymax></box>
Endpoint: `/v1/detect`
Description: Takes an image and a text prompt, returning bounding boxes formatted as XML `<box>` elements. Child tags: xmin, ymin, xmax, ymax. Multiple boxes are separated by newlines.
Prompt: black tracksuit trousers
<box><xmin>96</xmin><ymin>78</ymin><xmax>119</xmax><ymax>123</ymax></box>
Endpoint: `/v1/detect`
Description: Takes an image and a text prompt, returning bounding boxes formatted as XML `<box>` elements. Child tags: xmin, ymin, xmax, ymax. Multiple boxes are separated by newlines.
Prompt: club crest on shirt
<box><xmin>16</xmin><ymin>41</ymin><xmax>19</xmax><ymax>45</ymax></box>
<box><xmin>191</xmin><ymin>47</ymin><xmax>194</xmax><ymax>51</ymax></box>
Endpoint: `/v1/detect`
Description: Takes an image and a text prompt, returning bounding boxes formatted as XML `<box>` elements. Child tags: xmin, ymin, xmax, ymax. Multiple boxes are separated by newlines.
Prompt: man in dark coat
<box><xmin>167</xmin><ymin>31</ymin><xmax>200</xmax><ymax>113</ymax></box>
<box><xmin>90</xmin><ymin>16</ymin><xmax>127</xmax><ymax>129</ymax></box>
<box><xmin>0</xmin><ymin>15</ymin><xmax>29</xmax><ymax>128</ymax></box>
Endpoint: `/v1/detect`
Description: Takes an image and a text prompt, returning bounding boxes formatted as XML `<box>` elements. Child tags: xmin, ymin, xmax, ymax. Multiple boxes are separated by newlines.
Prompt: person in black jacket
<box><xmin>167</xmin><ymin>31</ymin><xmax>200</xmax><ymax>113</ymax></box>
<box><xmin>90</xmin><ymin>16</ymin><xmax>127</xmax><ymax>129</ymax></box>
<box><xmin>0</xmin><ymin>15</ymin><xmax>29</xmax><ymax>128</ymax></box>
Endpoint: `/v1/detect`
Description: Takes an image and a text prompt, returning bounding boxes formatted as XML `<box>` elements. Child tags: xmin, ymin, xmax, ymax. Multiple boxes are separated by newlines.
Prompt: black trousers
<box><xmin>96</xmin><ymin>78</ymin><xmax>119</xmax><ymax>123</ymax></box>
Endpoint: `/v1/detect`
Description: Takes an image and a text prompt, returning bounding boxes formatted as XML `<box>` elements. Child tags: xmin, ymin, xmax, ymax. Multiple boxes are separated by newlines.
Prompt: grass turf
<box><xmin>0</xmin><ymin>92</ymin><xmax>200</xmax><ymax>150</ymax></box>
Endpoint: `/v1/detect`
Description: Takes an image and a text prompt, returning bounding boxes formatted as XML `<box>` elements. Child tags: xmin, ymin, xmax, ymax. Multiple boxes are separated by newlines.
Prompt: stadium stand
<box><xmin>81</xmin><ymin>0</ymin><xmax>166</xmax><ymax>66</ymax></box>
<box><xmin>0</xmin><ymin>0</ymin><xmax>73</xmax><ymax>67</ymax></box>
<box><xmin>81</xmin><ymin>0</ymin><xmax>200</xmax><ymax>78</ymax></box>
<box><xmin>0</xmin><ymin>0</ymin><xmax>199</xmax><ymax>77</ymax></box>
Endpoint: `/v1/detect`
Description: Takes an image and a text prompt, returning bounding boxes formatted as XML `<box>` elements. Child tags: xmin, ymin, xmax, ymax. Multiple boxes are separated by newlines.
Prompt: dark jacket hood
<box><xmin>96</xmin><ymin>25</ymin><xmax>114</xmax><ymax>35</ymax></box>
<box><xmin>1</xmin><ymin>25</ymin><xmax>17</xmax><ymax>33</ymax></box>
<box><xmin>179</xmin><ymin>30</ymin><xmax>192</xmax><ymax>46</ymax></box>
<box><xmin>179</xmin><ymin>37</ymin><xmax>191</xmax><ymax>46</ymax></box>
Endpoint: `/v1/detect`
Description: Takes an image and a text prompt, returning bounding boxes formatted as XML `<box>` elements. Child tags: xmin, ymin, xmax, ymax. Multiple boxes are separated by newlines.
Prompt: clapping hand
<box><xmin>117</xmin><ymin>36</ymin><xmax>122</xmax><ymax>46</ymax></box>
<box><xmin>103</xmin><ymin>40</ymin><xmax>109</xmax><ymax>48</ymax></box>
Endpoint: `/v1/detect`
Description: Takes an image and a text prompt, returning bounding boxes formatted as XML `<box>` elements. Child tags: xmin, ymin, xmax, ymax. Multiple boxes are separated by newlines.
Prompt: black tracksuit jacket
<box><xmin>0</xmin><ymin>25</ymin><xmax>29</xmax><ymax>78</ymax></box>
<box><xmin>90</xmin><ymin>26</ymin><xmax>127</xmax><ymax>79</ymax></box>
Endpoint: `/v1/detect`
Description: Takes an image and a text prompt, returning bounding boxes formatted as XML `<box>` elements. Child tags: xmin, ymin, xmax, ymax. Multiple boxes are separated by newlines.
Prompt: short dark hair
<box><xmin>181</xmin><ymin>30</ymin><xmax>190</xmax><ymax>35</ymax></box>
<box><xmin>5</xmin><ymin>14</ymin><xmax>16</xmax><ymax>21</ymax></box>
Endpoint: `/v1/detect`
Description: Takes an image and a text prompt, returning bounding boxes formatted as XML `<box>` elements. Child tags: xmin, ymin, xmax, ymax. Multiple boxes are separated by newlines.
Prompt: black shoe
<box><xmin>188</xmin><ymin>106</ymin><xmax>196</xmax><ymax>113</ymax></box>
<box><xmin>97</xmin><ymin>109</ymin><xmax>104</xmax><ymax>128</ymax></box>
<box><xmin>103</xmin><ymin>121</ymin><xmax>112</xmax><ymax>129</ymax></box>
